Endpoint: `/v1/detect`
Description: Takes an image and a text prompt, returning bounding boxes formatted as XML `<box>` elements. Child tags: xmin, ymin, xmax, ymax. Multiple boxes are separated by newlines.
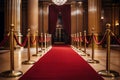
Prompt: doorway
<box><xmin>48</xmin><ymin>4</ymin><xmax>71</xmax><ymax>44</ymax></box>
<box><xmin>53</xmin><ymin>12</ymin><xmax>65</xmax><ymax>44</ymax></box>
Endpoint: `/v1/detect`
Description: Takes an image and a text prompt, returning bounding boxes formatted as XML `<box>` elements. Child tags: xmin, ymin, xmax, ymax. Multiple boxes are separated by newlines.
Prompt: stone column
<box><xmin>15</xmin><ymin>0</ymin><xmax>22</xmax><ymax>48</ymax></box>
<box><xmin>28</xmin><ymin>0</ymin><xmax>38</xmax><ymax>47</ymax></box>
<box><xmin>39</xmin><ymin>2</ymin><xmax>43</xmax><ymax>35</ymax></box>
<box><xmin>88</xmin><ymin>0</ymin><xmax>101</xmax><ymax>47</ymax></box>
<box><xmin>77</xmin><ymin>2</ymin><xmax>83</xmax><ymax>32</ymax></box>
<box><xmin>88</xmin><ymin>0</ymin><xmax>101</xmax><ymax>34</ymax></box>
<box><xmin>4</xmin><ymin>0</ymin><xmax>22</xmax><ymax>48</ymax></box>
<box><xmin>4</xmin><ymin>0</ymin><xmax>12</xmax><ymax>34</ymax></box>
<box><xmin>71</xmin><ymin>1</ymin><xmax>77</xmax><ymax>34</ymax></box>
<box><xmin>43</xmin><ymin>2</ymin><xmax>49</xmax><ymax>33</ymax></box>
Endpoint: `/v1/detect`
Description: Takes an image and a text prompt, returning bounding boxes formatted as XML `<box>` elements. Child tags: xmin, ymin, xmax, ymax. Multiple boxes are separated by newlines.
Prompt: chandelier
<box><xmin>52</xmin><ymin>0</ymin><xmax>67</xmax><ymax>6</ymax></box>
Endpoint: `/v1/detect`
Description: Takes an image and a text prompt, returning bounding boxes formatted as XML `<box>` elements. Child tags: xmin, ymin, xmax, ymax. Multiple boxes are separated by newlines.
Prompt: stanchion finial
<box><xmin>106</xmin><ymin>23</ymin><xmax>111</xmax><ymax>27</ymax></box>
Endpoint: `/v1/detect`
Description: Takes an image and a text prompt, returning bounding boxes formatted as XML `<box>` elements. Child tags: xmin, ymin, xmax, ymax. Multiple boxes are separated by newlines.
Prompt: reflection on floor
<box><xmin>0</xmin><ymin>45</ymin><xmax>120</xmax><ymax>80</ymax></box>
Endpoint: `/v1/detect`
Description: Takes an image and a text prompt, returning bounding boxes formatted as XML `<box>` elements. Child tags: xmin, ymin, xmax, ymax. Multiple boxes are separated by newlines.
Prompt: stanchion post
<box><xmin>72</xmin><ymin>34</ymin><xmax>74</xmax><ymax>46</ymax></box>
<box><xmin>73</xmin><ymin>34</ymin><xmax>75</xmax><ymax>48</ymax></box>
<box><xmin>33</xmin><ymin>31</ymin><xmax>42</xmax><ymax>56</ymax></box>
<box><xmin>83</xmin><ymin>30</ymin><xmax>90</xmax><ymax>56</ymax></box>
<box><xmin>75</xmin><ymin>33</ymin><xmax>77</xmax><ymax>48</ymax></box>
<box><xmin>98</xmin><ymin>23</ymin><xmax>119</xmax><ymax>77</ymax></box>
<box><xmin>22</xmin><ymin>29</ymin><xmax>35</xmax><ymax>65</ymax></box>
<box><xmin>79</xmin><ymin>31</ymin><xmax>86</xmax><ymax>56</ymax></box>
<box><xmin>79</xmin><ymin>32</ymin><xmax>86</xmax><ymax>56</ymax></box>
<box><xmin>74</xmin><ymin>34</ymin><xmax>76</xmax><ymax>48</ymax></box>
<box><xmin>44</xmin><ymin>33</ymin><xmax>47</xmax><ymax>52</ymax></box>
<box><xmin>84</xmin><ymin>31</ymin><xmax>86</xmax><ymax>54</ymax></box>
<box><xmin>87</xmin><ymin>27</ymin><xmax>99</xmax><ymax>63</ymax></box>
<box><xmin>77</xmin><ymin>33</ymin><xmax>79</xmax><ymax>49</ymax></box>
<box><xmin>0</xmin><ymin>24</ymin><xmax>23</xmax><ymax>77</ymax></box>
<box><xmin>50</xmin><ymin>34</ymin><xmax>52</xmax><ymax>46</ymax></box>
<box><xmin>79</xmin><ymin>32</ymin><xmax>82</xmax><ymax>50</ymax></box>
<box><xmin>39</xmin><ymin>33</ymin><xmax>43</xmax><ymax>52</ymax></box>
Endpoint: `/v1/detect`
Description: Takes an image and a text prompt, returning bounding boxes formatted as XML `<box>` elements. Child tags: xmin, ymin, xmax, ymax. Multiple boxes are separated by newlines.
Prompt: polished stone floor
<box><xmin>0</xmin><ymin>45</ymin><xmax>120</xmax><ymax>80</ymax></box>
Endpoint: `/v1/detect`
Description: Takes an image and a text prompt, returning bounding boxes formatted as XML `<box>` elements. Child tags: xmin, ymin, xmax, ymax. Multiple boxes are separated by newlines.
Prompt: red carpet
<box><xmin>19</xmin><ymin>45</ymin><xmax>104</xmax><ymax>80</ymax></box>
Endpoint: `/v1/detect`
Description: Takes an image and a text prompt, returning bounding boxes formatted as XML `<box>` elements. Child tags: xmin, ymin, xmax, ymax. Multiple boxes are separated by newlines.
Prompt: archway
<box><xmin>48</xmin><ymin>4</ymin><xmax>71</xmax><ymax>44</ymax></box>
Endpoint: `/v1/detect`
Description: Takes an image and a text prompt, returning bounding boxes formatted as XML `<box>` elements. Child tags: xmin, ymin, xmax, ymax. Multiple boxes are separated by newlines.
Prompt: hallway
<box><xmin>0</xmin><ymin>45</ymin><xmax>120</xmax><ymax>80</ymax></box>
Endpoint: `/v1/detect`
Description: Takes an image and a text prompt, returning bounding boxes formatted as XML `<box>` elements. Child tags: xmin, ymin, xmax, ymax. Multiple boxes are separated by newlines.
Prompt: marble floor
<box><xmin>0</xmin><ymin>45</ymin><xmax>120</xmax><ymax>80</ymax></box>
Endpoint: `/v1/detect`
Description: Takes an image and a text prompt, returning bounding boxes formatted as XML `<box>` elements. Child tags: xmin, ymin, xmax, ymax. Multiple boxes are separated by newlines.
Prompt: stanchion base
<box><xmin>80</xmin><ymin>53</ymin><xmax>86</xmax><ymax>56</ymax></box>
<box><xmin>32</xmin><ymin>53</ymin><xmax>42</xmax><ymax>56</ymax></box>
<box><xmin>87</xmin><ymin>59</ymin><xmax>99</xmax><ymax>64</ymax></box>
<box><xmin>22</xmin><ymin>60</ymin><xmax>35</xmax><ymax>65</ymax></box>
<box><xmin>0</xmin><ymin>70</ymin><xmax>23</xmax><ymax>78</ymax></box>
<box><xmin>98</xmin><ymin>70</ymin><xmax>119</xmax><ymax>77</ymax></box>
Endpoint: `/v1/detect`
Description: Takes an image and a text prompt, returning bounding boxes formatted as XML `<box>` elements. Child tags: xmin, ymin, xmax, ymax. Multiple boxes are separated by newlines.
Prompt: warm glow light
<box><xmin>71</xmin><ymin>10</ymin><xmax>81</xmax><ymax>15</ymax></box>
<box><xmin>101</xmin><ymin>16</ymin><xmax>104</xmax><ymax>19</ymax></box>
<box><xmin>115</xmin><ymin>20</ymin><xmax>119</xmax><ymax>26</ymax></box>
<box><xmin>52</xmin><ymin>0</ymin><xmax>67</xmax><ymax>6</ymax></box>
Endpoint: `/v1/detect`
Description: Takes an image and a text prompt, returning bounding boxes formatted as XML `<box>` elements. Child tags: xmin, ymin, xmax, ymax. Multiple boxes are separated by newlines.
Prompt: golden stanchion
<box><xmin>22</xmin><ymin>29</ymin><xmax>35</xmax><ymax>65</ymax></box>
<box><xmin>98</xmin><ymin>23</ymin><xmax>119</xmax><ymax>77</ymax></box>
<box><xmin>39</xmin><ymin>33</ymin><xmax>43</xmax><ymax>52</ymax></box>
<box><xmin>84</xmin><ymin>31</ymin><xmax>87</xmax><ymax>54</ymax></box>
<box><xmin>73</xmin><ymin>34</ymin><xmax>76</xmax><ymax>48</ymax></box>
<box><xmin>81</xmin><ymin>30</ymin><xmax>90</xmax><ymax>56</ymax></box>
<box><xmin>49</xmin><ymin>34</ymin><xmax>52</xmax><ymax>47</ymax></box>
<box><xmin>77</xmin><ymin>33</ymin><xmax>79</xmax><ymax>49</ymax></box>
<box><xmin>79</xmin><ymin>32</ymin><xmax>86</xmax><ymax>56</ymax></box>
<box><xmin>71</xmin><ymin>34</ymin><xmax>73</xmax><ymax>46</ymax></box>
<box><xmin>32</xmin><ymin>31</ymin><xmax>42</xmax><ymax>56</ymax></box>
<box><xmin>79</xmin><ymin>32</ymin><xmax>82</xmax><ymax>50</ymax></box>
<box><xmin>44</xmin><ymin>33</ymin><xmax>47</xmax><ymax>52</ymax></box>
<box><xmin>74</xmin><ymin>33</ymin><xmax>77</xmax><ymax>48</ymax></box>
<box><xmin>46</xmin><ymin>33</ymin><xmax>48</xmax><ymax>49</ymax></box>
<box><xmin>73</xmin><ymin>34</ymin><xmax>75</xmax><ymax>48</ymax></box>
<box><xmin>0</xmin><ymin>24</ymin><xmax>23</xmax><ymax>77</ymax></box>
<box><xmin>87</xmin><ymin>28</ymin><xmax>99</xmax><ymax>63</ymax></box>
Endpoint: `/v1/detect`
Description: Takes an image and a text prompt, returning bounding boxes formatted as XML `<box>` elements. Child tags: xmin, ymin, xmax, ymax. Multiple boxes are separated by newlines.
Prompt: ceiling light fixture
<box><xmin>52</xmin><ymin>0</ymin><xmax>67</xmax><ymax>6</ymax></box>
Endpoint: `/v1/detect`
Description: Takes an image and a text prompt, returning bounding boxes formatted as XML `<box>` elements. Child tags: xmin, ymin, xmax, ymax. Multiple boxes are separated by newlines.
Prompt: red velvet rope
<box><xmin>79</xmin><ymin>36</ymin><xmax>83</xmax><ymax>42</ymax></box>
<box><xmin>76</xmin><ymin>37</ymin><xmax>79</xmax><ymax>42</ymax></box>
<box><xmin>14</xmin><ymin>34</ymin><xmax>28</xmax><ymax>47</ymax></box>
<box><xmin>39</xmin><ymin>37</ymin><xmax>44</xmax><ymax>43</ymax></box>
<box><xmin>46</xmin><ymin>37</ymin><xmax>51</xmax><ymax>42</ymax></box>
<box><xmin>0</xmin><ymin>35</ymin><xmax>9</xmax><ymax>47</ymax></box>
<box><xmin>73</xmin><ymin>37</ymin><xmax>76</xmax><ymax>42</ymax></box>
<box><xmin>31</xmin><ymin>37</ymin><xmax>36</xmax><ymax>44</ymax></box>
<box><xmin>93</xmin><ymin>33</ymin><xmax>106</xmax><ymax>45</ymax></box>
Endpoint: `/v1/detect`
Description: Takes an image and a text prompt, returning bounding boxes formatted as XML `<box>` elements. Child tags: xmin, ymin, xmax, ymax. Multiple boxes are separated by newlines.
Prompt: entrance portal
<box><xmin>53</xmin><ymin>12</ymin><xmax>66</xmax><ymax>44</ymax></box>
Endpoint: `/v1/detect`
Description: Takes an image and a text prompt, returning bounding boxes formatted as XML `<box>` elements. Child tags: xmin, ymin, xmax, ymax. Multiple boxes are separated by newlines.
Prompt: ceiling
<box><xmin>0</xmin><ymin>0</ymin><xmax>120</xmax><ymax>9</ymax></box>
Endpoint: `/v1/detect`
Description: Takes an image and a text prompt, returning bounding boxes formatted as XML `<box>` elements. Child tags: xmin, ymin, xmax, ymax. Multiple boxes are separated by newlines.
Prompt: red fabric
<box><xmin>19</xmin><ymin>45</ymin><xmax>104</xmax><ymax>80</ymax></box>
<box><xmin>48</xmin><ymin>5</ymin><xmax>71</xmax><ymax>44</ymax></box>
<box><xmin>48</xmin><ymin>5</ymin><xmax>59</xmax><ymax>34</ymax></box>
